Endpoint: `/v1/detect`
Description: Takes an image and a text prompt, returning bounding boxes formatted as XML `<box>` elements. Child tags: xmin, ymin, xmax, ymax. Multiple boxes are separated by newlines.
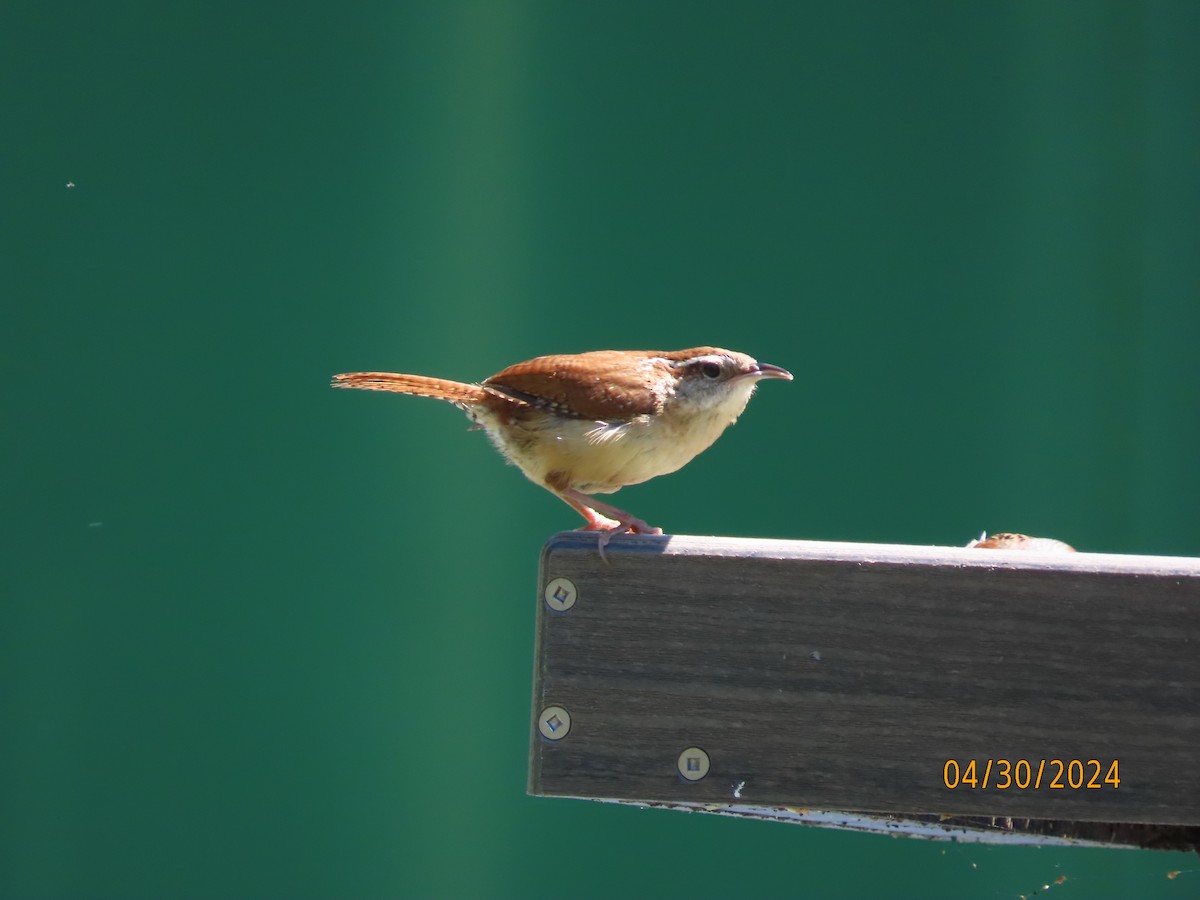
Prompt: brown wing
<box><xmin>484</xmin><ymin>350</ymin><xmax>669</xmax><ymax>420</ymax></box>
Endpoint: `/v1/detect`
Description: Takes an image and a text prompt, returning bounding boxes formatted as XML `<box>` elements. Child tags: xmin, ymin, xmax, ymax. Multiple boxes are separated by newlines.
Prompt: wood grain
<box><xmin>529</xmin><ymin>533</ymin><xmax>1200</xmax><ymax>832</ymax></box>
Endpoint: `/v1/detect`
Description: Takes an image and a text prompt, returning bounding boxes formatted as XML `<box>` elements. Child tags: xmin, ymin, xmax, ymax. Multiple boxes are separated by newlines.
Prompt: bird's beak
<box><xmin>750</xmin><ymin>362</ymin><xmax>793</xmax><ymax>381</ymax></box>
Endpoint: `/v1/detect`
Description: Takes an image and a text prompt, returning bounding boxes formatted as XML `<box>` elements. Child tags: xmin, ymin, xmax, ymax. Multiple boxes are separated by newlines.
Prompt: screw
<box><xmin>543</xmin><ymin>577</ymin><xmax>577</xmax><ymax>611</ymax></box>
<box><xmin>538</xmin><ymin>706</ymin><xmax>572</xmax><ymax>741</ymax></box>
<box><xmin>677</xmin><ymin>746</ymin><xmax>710</xmax><ymax>782</ymax></box>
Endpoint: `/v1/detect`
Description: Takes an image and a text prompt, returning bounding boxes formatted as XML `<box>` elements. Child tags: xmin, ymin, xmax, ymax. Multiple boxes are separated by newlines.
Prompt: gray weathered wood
<box><xmin>528</xmin><ymin>533</ymin><xmax>1200</xmax><ymax>844</ymax></box>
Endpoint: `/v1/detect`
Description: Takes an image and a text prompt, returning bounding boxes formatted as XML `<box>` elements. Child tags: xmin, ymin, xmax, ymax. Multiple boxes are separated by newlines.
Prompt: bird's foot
<box><xmin>576</xmin><ymin>513</ymin><xmax>624</xmax><ymax>532</ymax></box>
<box><xmin>616</xmin><ymin>515</ymin><xmax>664</xmax><ymax>536</ymax></box>
<box><xmin>557</xmin><ymin>487</ymin><xmax>662</xmax><ymax>563</ymax></box>
<box><xmin>577</xmin><ymin>513</ymin><xmax>663</xmax><ymax>563</ymax></box>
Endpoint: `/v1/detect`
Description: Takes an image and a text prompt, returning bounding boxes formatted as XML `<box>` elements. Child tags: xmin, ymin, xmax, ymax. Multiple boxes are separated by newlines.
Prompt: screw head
<box><xmin>543</xmin><ymin>577</ymin><xmax>577</xmax><ymax>611</ymax></box>
<box><xmin>677</xmin><ymin>746</ymin><xmax>710</xmax><ymax>781</ymax></box>
<box><xmin>538</xmin><ymin>706</ymin><xmax>572</xmax><ymax>741</ymax></box>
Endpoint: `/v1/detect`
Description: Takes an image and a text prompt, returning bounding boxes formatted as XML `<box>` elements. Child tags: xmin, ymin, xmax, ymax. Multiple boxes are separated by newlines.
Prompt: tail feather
<box><xmin>331</xmin><ymin>372</ymin><xmax>488</xmax><ymax>403</ymax></box>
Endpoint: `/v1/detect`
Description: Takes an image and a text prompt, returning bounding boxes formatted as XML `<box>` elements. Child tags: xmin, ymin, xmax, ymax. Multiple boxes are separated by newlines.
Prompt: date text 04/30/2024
<box><xmin>943</xmin><ymin>759</ymin><xmax>1121</xmax><ymax>790</ymax></box>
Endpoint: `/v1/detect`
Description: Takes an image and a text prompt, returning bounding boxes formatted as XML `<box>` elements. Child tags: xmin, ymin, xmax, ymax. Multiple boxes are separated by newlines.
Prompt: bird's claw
<box><xmin>579</xmin><ymin>516</ymin><xmax>663</xmax><ymax>564</ymax></box>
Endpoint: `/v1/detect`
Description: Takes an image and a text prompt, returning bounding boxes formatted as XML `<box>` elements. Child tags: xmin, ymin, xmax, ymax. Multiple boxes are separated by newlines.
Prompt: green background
<box><xmin>4</xmin><ymin>1</ymin><xmax>1198</xmax><ymax>897</ymax></box>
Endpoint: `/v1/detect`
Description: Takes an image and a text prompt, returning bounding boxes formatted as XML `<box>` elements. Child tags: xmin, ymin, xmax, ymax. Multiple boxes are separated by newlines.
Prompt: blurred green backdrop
<box><xmin>3</xmin><ymin>1</ymin><xmax>1197</xmax><ymax>897</ymax></box>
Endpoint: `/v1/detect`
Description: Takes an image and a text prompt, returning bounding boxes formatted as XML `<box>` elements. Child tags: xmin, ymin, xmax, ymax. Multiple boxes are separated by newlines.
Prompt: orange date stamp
<box><xmin>943</xmin><ymin>758</ymin><xmax>1121</xmax><ymax>790</ymax></box>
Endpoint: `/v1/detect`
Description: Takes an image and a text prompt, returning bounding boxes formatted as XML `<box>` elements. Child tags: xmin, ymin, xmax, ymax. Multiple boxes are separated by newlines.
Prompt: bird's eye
<box><xmin>699</xmin><ymin>361</ymin><xmax>722</xmax><ymax>379</ymax></box>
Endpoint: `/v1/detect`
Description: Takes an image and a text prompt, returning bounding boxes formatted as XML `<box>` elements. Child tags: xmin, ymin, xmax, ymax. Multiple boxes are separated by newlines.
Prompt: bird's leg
<box><xmin>553</xmin><ymin>488</ymin><xmax>663</xmax><ymax>561</ymax></box>
<box><xmin>556</xmin><ymin>487</ymin><xmax>663</xmax><ymax>535</ymax></box>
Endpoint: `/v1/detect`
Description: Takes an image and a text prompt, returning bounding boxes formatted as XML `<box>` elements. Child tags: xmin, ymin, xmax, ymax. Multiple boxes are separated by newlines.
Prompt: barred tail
<box><xmin>331</xmin><ymin>372</ymin><xmax>488</xmax><ymax>403</ymax></box>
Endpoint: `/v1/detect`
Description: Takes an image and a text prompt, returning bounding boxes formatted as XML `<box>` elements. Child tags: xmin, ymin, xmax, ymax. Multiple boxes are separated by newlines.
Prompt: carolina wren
<box><xmin>332</xmin><ymin>347</ymin><xmax>792</xmax><ymax>545</ymax></box>
<box><xmin>968</xmin><ymin>532</ymin><xmax>1077</xmax><ymax>552</ymax></box>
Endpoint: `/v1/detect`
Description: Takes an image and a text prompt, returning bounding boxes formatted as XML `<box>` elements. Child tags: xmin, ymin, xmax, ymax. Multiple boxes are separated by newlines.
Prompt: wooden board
<box><xmin>528</xmin><ymin>533</ymin><xmax>1200</xmax><ymax>832</ymax></box>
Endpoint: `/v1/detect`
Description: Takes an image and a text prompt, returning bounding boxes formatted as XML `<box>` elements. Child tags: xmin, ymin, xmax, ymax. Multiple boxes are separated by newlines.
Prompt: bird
<box><xmin>332</xmin><ymin>347</ymin><xmax>792</xmax><ymax>550</ymax></box>
<box><xmin>967</xmin><ymin>532</ymin><xmax>1076</xmax><ymax>552</ymax></box>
